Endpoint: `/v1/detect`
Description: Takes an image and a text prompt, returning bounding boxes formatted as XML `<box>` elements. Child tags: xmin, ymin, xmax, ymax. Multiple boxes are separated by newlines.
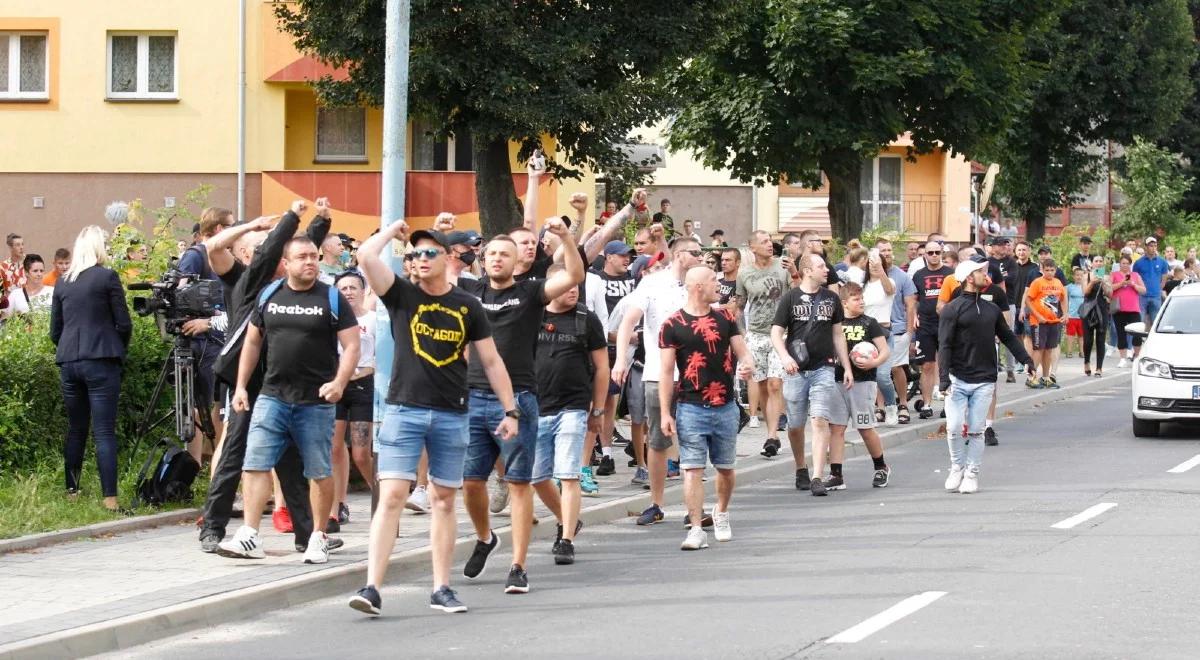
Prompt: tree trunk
<box><xmin>822</xmin><ymin>151</ymin><xmax>864</xmax><ymax>243</ymax></box>
<box><xmin>1024</xmin><ymin>147</ymin><xmax>1048</xmax><ymax>242</ymax></box>
<box><xmin>474</xmin><ymin>137</ymin><xmax>522</xmax><ymax>238</ymax></box>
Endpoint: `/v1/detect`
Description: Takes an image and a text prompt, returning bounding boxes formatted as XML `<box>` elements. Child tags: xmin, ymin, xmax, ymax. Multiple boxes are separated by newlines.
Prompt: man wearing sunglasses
<box><xmin>910</xmin><ymin>241</ymin><xmax>954</xmax><ymax>419</ymax></box>
<box><xmin>350</xmin><ymin>223</ymin><xmax>515</xmax><ymax>617</ymax></box>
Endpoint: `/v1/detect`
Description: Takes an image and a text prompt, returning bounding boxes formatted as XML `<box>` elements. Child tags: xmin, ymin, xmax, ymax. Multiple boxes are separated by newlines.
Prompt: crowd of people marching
<box><xmin>7</xmin><ymin>155</ymin><xmax>1199</xmax><ymax>617</ymax></box>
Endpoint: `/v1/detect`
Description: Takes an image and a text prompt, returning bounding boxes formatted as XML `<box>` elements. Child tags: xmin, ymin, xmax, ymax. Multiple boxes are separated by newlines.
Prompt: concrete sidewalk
<box><xmin>0</xmin><ymin>359</ymin><xmax>1125</xmax><ymax>659</ymax></box>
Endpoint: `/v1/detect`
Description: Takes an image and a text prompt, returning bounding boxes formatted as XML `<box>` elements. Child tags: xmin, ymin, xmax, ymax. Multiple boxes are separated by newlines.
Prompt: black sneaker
<box><xmin>810</xmin><ymin>478</ymin><xmax>828</xmax><ymax>496</ymax></box>
<box><xmin>939</xmin><ymin>409</ymin><xmax>946</xmax><ymax>418</ymax></box>
<box><xmin>338</xmin><ymin>502</ymin><xmax>350</xmax><ymax>524</ymax></box>
<box><xmin>504</xmin><ymin>564</ymin><xmax>530</xmax><ymax>594</ymax></box>
<box><xmin>795</xmin><ymin>467</ymin><xmax>812</xmax><ymax>490</ymax></box>
<box><xmin>984</xmin><ymin>427</ymin><xmax>998</xmax><ymax>446</ymax></box>
<box><xmin>430</xmin><ymin>585</ymin><xmax>468</xmax><ymax>613</ymax></box>
<box><xmin>612</xmin><ymin>427</ymin><xmax>629</xmax><ymax>446</ymax></box>
<box><xmin>683</xmin><ymin>512</ymin><xmax>714</xmax><ymax>529</ymax></box>
<box><xmin>553</xmin><ymin>520</ymin><xmax>584</xmax><ymax>553</ymax></box>
<box><xmin>628</xmin><ymin>458</ymin><xmax>638</xmax><ymax>467</ymax></box>
<box><xmin>349</xmin><ymin>585</ymin><xmax>382</xmax><ymax>616</ymax></box>
<box><xmin>1005</xmin><ymin>371</ymin><xmax>1016</xmax><ymax>384</ymax></box>
<box><xmin>777</xmin><ymin>415</ymin><xmax>789</xmax><ymax>432</ymax></box>
<box><xmin>326</xmin><ymin>517</ymin><xmax>341</xmax><ymax>534</ymax></box>
<box><xmin>464</xmin><ymin>532</ymin><xmax>499</xmax><ymax>579</ymax></box>
<box><xmin>823</xmin><ymin>475</ymin><xmax>846</xmax><ymax>491</ymax></box>
<box><xmin>553</xmin><ymin>538</ymin><xmax>575</xmax><ymax>565</ymax></box>
<box><xmin>872</xmin><ymin>467</ymin><xmax>891</xmax><ymax>488</ymax></box>
<box><xmin>636</xmin><ymin>504</ymin><xmax>665</xmax><ymax>525</ymax></box>
<box><xmin>919</xmin><ymin>407</ymin><xmax>934</xmax><ymax>420</ymax></box>
<box><xmin>761</xmin><ymin>438</ymin><xmax>781</xmax><ymax>458</ymax></box>
<box><xmin>596</xmin><ymin>456</ymin><xmax>616</xmax><ymax>476</ymax></box>
<box><xmin>624</xmin><ymin>442</ymin><xmax>636</xmax><ymax>458</ymax></box>
<box><xmin>199</xmin><ymin>529</ymin><xmax>222</xmax><ymax>553</ymax></box>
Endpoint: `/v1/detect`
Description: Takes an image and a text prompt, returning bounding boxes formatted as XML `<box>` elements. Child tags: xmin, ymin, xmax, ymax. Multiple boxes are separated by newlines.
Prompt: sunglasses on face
<box><xmin>683</xmin><ymin>249</ymin><xmax>704</xmax><ymax>257</ymax></box>
<box><xmin>411</xmin><ymin>248</ymin><xmax>444</xmax><ymax>260</ymax></box>
<box><xmin>926</xmin><ymin>250</ymin><xmax>942</xmax><ymax>255</ymax></box>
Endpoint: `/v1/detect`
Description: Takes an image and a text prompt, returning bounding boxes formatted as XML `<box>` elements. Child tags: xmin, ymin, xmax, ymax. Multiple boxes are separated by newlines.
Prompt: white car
<box><xmin>1128</xmin><ymin>281</ymin><xmax>1200</xmax><ymax>437</ymax></box>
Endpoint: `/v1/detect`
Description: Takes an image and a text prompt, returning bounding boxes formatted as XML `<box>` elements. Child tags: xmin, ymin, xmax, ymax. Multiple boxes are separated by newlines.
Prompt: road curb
<box><xmin>0</xmin><ymin>508</ymin><xmax>199</xmax><ymax>556</ymax></box>
<box><xmin>0</xmin><ymin>371</ymin><xmax>1124</xmax><ymax>659</ymax></box>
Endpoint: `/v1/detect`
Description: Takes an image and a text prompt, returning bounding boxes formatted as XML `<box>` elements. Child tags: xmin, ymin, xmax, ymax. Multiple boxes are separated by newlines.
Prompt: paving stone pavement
<box><xmin>0</xmin><ymin>358</ymin><xmax>1114</xmax><ymax>650</ymax></box>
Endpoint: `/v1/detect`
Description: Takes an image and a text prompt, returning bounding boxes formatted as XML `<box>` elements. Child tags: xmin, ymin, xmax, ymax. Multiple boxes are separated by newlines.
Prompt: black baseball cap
<box><xmin>447</xmin><ymin>230</ymin><xmax>482</xmax><ymax>247</ymax></box>
<box><xmin>1078</xmin><ymin>235</ymin><xmax>1092</xmax><ymax>243</ymax></box>
<box><xmin>710</xmin><ymin>229</ymin><xmax>725</xmax><ymax>237</ymax></box>
<box><xmin>1037</xmin><ymin>245</ymin><xmax>1052</xmax><ymax>254</ymax></box>
<box><xmin>409</xmin><ymin>229</ymin><xmax>450</xmax><ymax>250</ymax></box>
<box><xmin>989</xmin><ymin>236</ymin><xmax>1010</xmax><ymax>245</ymax></box>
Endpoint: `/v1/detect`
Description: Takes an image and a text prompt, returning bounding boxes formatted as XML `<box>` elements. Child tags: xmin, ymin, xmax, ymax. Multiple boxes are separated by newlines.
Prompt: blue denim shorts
<box><xmin>675</xmin><ymin>401</ymin><xmax>739</xmax><ymax>470</ymax></box>
<box><xmin>533</xmin><ymin>409</ymin><xmax>587</xmax><ymax>482</ymax></box>
<box><xmin>376</xmin><ymin>403</ymin><xmax>470</xmax><ymax>488</ymax></box>
<box><xmin>463</xmin><ymin>390</ymin><xmax>540</xmax><ymax>483</ymax></box>
<box><xmin>782</xmin><ymin>366</ymin><xmax>836</xmax><ymax>426</ymax></box>
<box><xmin>244</xmin><ymin>395</ymin><xmax>335</xmax><ymax>479</ymax></box>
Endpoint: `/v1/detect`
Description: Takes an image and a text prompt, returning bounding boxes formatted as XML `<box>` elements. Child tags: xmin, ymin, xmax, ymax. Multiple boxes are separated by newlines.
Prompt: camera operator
<box><xmin>195</xmin><ymin>198</ymin><xmax>338</xmax><ymax>555</ymax></box>
<box><xmin>176</xmin><ymin>207</ymin><xmax>233</xmax><ymax>466</ymax></box>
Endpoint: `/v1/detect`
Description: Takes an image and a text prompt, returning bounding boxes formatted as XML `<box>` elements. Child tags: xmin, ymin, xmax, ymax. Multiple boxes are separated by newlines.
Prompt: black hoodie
<box><xmin>938</xmin><ymin>287</ymin><xmax>1033</xmax><ymax>391</ymax></box>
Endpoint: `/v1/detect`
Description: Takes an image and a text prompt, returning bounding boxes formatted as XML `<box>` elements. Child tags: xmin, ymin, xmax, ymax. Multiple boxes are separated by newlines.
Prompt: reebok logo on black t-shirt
<box><xmin>266</xmin><ymin>302</ymin><xmax>323</xmax><ymax>316</ymax></box>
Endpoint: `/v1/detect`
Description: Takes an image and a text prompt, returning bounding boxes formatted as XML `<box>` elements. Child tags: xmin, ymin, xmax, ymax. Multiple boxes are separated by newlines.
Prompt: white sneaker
<box><xmin>680</xmin><ymin>525</ymin><xmax>709</xmax><ymax>551</ymax></box>
<box><xmin>406</xmin><ymin>485</ymin><xmax>431</xmax><ymax>514</ymax></box>
<box><xmin>1105</xmin><ymin>346</ymin><xmax>1115</xmax><ymax>357</ymax></box>
<box><xmin>488</xmin><ymin>473</ymin><xmax>509</xmax><ymax>514</ymax></box>
<box><xmin>932</xmin><ymin>388</ymin><xmax>944</xmax><ymax>401</ymax></box>
<box><xmin>748</xmin><ymin>415</ymin><xmax>760</xmax><ymax>429</ymax></box>
<box><xmin>216</xmin><ymin>525</ymin><xmax>264</xmax><ymax>559</ymax></box>
<box><xmin>958</xmin><ymin>469</ymin><xmax>979</xmax><ymax>494</ymax></box>
<box><xmin>944</xmin><ymin>465</ymin><xmax>965</xmax><ymax>492</ymax></box>
<box><xmin>713</xmin><ymin>510</ymin><xmax>732</xmax><ymax>542</ymax></box>
<box><xmin>303</xmin><ymin>531</ymin><xmax>329</xmax><ymax>564</ymax></box>
<box><xmin>884</xmin><ymin>405</ymin><xmax>899</xmax><ymax>426</ymax></box>
<box><xmin>1117</xmin><ymin>358</ymin><xmax>1130</xmax><ymax>369</ymax></box>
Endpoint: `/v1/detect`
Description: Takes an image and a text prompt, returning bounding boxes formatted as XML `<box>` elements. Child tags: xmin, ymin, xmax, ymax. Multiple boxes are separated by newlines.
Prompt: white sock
<box><xmin>601</xmin><ymin>447</ymin><xmax>612</xmax><ymax>458</ymax></box>
<box><xmin>985</xmin><ymin>419</ymin><xmax>994</xmax><ymax>429</ymax></box>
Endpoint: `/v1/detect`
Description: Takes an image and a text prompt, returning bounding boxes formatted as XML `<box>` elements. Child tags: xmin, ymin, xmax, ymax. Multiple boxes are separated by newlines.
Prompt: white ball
<box><xmin>851</xmin><ymin>341</ymin><xmax>879</xmax><ymax>361</ymax></box>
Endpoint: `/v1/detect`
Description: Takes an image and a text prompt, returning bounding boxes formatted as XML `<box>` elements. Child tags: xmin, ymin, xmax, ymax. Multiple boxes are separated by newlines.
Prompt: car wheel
<box><xmin>1131</xmin><ymin>415</ymin><xmax>1160</xmax><ymax>438</ymax></box>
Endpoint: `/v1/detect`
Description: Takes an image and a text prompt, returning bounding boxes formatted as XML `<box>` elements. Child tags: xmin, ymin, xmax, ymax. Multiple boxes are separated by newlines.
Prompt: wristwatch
<box><xmin>589</xmin><ymin>408</ymin><xmax>605</xmax><ymax>418</ymax></box>
<box><xmin>504</xmin><ymin>408</ymin><xmax>521</xmax><ymax>420</ymax></box>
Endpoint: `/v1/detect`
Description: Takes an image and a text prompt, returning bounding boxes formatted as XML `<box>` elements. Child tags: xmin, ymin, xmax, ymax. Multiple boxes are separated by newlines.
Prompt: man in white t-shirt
<box><xmin>613</xmin><ymin>237</ymin><xmax>703</xmax><ymax>526</ymax></box>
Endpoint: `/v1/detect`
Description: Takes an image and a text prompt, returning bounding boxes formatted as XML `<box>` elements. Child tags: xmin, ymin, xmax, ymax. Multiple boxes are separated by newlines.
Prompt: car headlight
<box><xmin>1137</xmin><ymin>358</ymin><xmax>1173</xmax><ymax>379</ymax></box>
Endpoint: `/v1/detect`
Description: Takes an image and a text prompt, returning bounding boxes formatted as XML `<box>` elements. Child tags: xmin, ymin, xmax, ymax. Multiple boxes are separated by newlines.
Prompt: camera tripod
<box><xmin>126</xmin><ymin>331</ymin><xmax>216</xmax><ymax>468</ymax></box>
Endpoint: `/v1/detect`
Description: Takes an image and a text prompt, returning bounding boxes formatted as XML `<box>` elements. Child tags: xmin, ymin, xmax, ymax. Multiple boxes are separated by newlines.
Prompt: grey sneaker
<box><xmin>430</xmin><ymin>585</ymin><xmax>468</xmax><ymax>613</ymax></box>
<box><xmin>810</xmin><ymin>478</ymin><xmax>828</xmax><ymax>496</ymax></box>
<box><xmin>488</xmin><ymin>474</ymin><xmax>509</xmax><ymax>513</ymax></box>
<box><xmin>631</xmin><ymin>466</ymin><xmax>649</xmax><ymax>486</ymax></box>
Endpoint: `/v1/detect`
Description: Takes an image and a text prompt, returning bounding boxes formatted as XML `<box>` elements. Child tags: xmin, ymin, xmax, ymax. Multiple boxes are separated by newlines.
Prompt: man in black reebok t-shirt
<box><xmin>219</xmin><ymin>235</ymin><xmax>360</xmax><ymax>566</ymax></box>
<box><xmin>910</xmin><ymin>241</ymin><xmax>954</xmax><ymax>419</ymax></box>
<box><xmin>458</xmin><ymin>216</ymin><xmax>585</xmax><ymax>595</ymax></box>
<box><xmin>349</xmin><ymin>222</ymin><xmax>517</xmax><ymax>618</ymax></box>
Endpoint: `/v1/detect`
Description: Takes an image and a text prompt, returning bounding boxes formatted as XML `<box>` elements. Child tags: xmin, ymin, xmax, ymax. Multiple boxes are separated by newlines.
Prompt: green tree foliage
<box><xmin>276</xmin><ymin>1</ymin><xmax>723</xmax><ymax>237</ymax></box>
<box><xmin>985</xmin><ymin>0</ymin><xmax>1195</xmax><ymax>240</ymax></box>
<box><xmin>666</xmin><ymin>0</ymin><xmax>1055</xmax><ymax>242</ymax></box>
<box><xmin>1111</xmin><ymin>137</ymin><xmax>1199</xmax><ymax>242</ymax></box>
<box><xmin>1157</xmin><ymin>0</ymin><xmax>1200</xmax><ymax>214</ymax></box>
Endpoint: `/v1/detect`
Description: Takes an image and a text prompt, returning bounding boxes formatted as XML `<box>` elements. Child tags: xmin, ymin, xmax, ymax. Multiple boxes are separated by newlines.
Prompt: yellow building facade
<box><xmin>1</xmin><ymin>1</ymin><xmax>590</xmax><ymax>250</ymax></box>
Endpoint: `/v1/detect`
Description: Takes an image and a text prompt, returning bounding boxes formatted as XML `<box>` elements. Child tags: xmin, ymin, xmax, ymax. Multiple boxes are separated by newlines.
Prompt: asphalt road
<box><xmin>111</xmin><ymin>379</ymin><xmax>1200</xmax><ymax>660</ymax></box>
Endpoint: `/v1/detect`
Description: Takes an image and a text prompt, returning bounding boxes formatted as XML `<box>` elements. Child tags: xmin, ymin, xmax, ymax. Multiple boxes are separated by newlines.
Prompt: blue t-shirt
<box><xmin>1132</xmin><ymin>256</ymin><xmax>1170</xmax><ymax>298</ymax></box>
<box><xmin>1066</xmin><ymin>283</ymin><xmax>1084</xmax><ymax>319</ymax></box>
<box><xmin>887</xmin><ymin>265</ymin><xmax>917</xmax><ymax>335</ymax></box>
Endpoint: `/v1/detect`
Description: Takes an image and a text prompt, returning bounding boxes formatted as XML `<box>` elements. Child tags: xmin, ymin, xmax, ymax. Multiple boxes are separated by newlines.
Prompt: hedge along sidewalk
<box><xmin>0</xmin><ymin>363</ymin><xmax>1124</xmax><ymax>660</ymax></box>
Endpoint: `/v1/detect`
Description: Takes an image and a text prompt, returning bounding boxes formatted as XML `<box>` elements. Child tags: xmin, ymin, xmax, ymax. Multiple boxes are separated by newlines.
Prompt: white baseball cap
<box><xmin>954</xmin><ymin>258</ymin><xmax>987</xmax><ymax>283</ymax></box>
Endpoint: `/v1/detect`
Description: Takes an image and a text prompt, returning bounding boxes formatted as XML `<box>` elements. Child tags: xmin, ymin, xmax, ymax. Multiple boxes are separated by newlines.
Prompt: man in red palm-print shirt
<box><xmin>660</xmin><ymin>266</ymin><xmax>754</xmax><ymax>550</ymax></box>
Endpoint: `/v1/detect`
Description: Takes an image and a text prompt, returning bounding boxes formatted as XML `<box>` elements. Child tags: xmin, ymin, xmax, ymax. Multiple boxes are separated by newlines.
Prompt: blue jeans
<box><xmin>463</xmin><ymin>390</ymin><xmax>539</xmax><ymax>483</ymax></box>
<box><xmin>944</xmin><ymin>378</ymin><xmax>995</xmax><ymax>470</ymax></box>
<box><xmin>533</xmin><ymin>409</ymin><xmax>587</xmax><ymax>481</ymax></box>
<box><xmin>377</xmin><ymin>403</ymin><xmax>470</xmax><ymax>487</ymax></box>
<box><xmin>243</xmin><ymin>396</ymin><xmax>336</xmax><ymax>479</ymax></box>
<box><xmin>1140</xmin><ymin>295</ymin><xmax>1162</xmax><ymax>326</ymax></box>
<box><xmin>675</xmin><ymin>401</ymin><xmax>739</xmax><ymax>469</ymax></box>
<box><xmin>60</xmin><ymin>358</ymin><xmax>122</xmax><ymax>497</ymax></box>
<box><xmin>876</xmin><ymin>334</ymin><xmax>898</xmax><ymax>406</ymax></box>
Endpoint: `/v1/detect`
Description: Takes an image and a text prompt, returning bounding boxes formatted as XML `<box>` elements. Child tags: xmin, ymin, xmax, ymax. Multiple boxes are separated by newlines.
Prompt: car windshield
<box><xmin>1155</xmin><ymin>295</ymin><xmax>1200</xmax><ymax>334</ymax></box>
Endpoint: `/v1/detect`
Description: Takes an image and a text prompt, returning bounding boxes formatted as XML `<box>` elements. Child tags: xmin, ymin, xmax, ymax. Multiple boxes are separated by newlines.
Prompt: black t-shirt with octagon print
<box><xmin>379</xmin><ymin>278</ymin><xmax>491</xmax><ymax>412</ymax></box>
<box><xmin>659</xmin><ymin>308</ymin><xmax>741</xmax><ymax>406</ymax></box>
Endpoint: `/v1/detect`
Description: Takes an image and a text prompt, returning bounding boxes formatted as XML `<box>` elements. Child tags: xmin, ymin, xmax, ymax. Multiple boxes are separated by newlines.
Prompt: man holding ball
<box><xmin>825</xmin><ymin>282</ymin><xmax>893</xmax><ymax>490</ymax></box>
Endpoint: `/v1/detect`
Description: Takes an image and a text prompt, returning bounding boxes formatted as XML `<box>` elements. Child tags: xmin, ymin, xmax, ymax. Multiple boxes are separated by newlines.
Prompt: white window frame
<box><xmin>861</xmin><ymin>155</ymin><xmax>904</xmax><ymax>230</ymax></box>
<box><xmin>410</xmin><ymin>120</ymin><xmax>473</xmax><ymax>171</ymax></box>
<box><xmin>0</xmin><ymin>31</ymin><xmax>50</xmax><ymax>100</ymax></box>
<box><xmin>106</xmin><ymin>32</ymin><xmax>178</xmax><ymax>101</ymax></box>
<box><xmin>314</xmin><ymin>106</ymin><xmax>368</xmax><ymax>163</ymax></box>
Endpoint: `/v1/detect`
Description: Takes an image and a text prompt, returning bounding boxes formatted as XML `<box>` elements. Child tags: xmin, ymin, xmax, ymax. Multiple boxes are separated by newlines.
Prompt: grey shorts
<box><xmin>828</xmin><ymin>381</ymin><xmax>878</xmax><ymax>429</ymax></box>
<box><xmin>625</xmin><ymin>365</ymin><xmax>646</xmax><ymax>424</ymax></box>
<box><xmin>644</xmin><ymin>380</ymin><xmax>674</xmax><ymax>451</ymax></box>
<box><xmin>782</xmin><ymin>366</ymin><xmax>836</xmax><ymax>426</ymax></box>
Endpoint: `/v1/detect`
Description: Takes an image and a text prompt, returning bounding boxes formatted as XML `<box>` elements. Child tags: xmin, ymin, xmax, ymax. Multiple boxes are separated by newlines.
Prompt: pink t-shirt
<box><xmin>1110</xmin><ymin>270</ymin><xmax>1143</xmax><ymax>313</ymax></box>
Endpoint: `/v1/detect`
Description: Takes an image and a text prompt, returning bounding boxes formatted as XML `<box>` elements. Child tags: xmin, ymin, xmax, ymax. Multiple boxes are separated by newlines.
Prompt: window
<box><xmin>860</xmin><ymin>156</ymin><xmax>902</xmax><ymax>230</ymax></box>
<box><xmin>411</xmin><ymin>119</ymin><xmax>474</xmax><ymax>171</ymax></box>
<box><xmin>0</xmin><ymin>32</ymin><xmax>49</xmax><ymax>100</ymax></box>
<box><xmin>315</xmin><ymin>106</ymin><xmax>367</xmax><ymax>162</ymax></box>
<box><xmin>107</xmin><ymin>33</ymin><xmax>176</xmax><ymax>100</ymax></box>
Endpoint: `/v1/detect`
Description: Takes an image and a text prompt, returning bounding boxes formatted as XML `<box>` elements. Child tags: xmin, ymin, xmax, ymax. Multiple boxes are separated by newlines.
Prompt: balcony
<box><xmin>780</xmin><ymin>193</ymin><xmax>945</xmax><ymax>238</ymax></box>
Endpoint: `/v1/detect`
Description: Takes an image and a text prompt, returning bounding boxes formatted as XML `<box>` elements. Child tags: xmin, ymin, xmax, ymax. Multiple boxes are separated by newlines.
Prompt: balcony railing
<box><xmin>865</xmin><ymin>194</ymin><xmax>944</xmax><ymax>237</ymax></box>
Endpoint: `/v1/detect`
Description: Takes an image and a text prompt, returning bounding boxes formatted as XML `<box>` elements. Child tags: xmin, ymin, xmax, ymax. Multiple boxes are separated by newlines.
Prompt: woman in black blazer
<box><xmin>50</xmin><ymin>226</ymin><xmax>132</xmax><ymax>511</ymax></box>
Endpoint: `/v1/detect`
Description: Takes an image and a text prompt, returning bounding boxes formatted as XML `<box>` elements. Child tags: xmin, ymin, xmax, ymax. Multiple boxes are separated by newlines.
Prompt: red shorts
<box><xmin>1066</xmin><ymin>318</ymin><xmax>1083</xmax><ymax>337</ymax></box>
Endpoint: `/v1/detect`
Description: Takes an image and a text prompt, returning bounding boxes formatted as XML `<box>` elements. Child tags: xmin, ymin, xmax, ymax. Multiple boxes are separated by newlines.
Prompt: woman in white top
<box><xmin>2</xmin><ymin>254</ymin><xmax>53</xmax><ymax>319</ymax></box>
<box><xmin>330</xmin><ymin>271</ymin><xmax>378</xmax><ymax>527</ymax></box>
<box><xmin>862</xmin><ymin>249</ymin><xmax>897</xmax><ymax>422</ymax></box>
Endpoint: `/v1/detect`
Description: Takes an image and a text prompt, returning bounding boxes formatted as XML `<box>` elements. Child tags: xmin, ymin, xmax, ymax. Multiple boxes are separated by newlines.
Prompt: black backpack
<box><xmin>133</xmin><ymin>440</ymin><xmax>200</xmax><ymax>507</ymax></box>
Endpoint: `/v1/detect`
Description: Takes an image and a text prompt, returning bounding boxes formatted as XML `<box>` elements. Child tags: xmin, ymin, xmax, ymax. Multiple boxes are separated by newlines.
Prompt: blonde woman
<box><xmin>50</xmin><ymin>226</ymin><xmax>132</xmax><ymax>512</ymax></box>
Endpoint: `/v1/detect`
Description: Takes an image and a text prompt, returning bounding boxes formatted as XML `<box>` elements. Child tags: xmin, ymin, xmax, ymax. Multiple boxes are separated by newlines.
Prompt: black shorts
<box><xmin>336</xmin><ymin>375</ymin><xmax>374</xmax><ymax>422</ymax></box>
<box><xmin>913</xmin><ymin>327</ymin><xmax>939</xmax><ymax>364</ymax></box>
<box><xmin>607</xmin><ymin>346</ymin><xmax>621</xmax><ymax>396</ymax></box>
<box><xmin>1031</xmin><ymin>323</ymin><xmax>1061</xmax><ymax>351</ymax></box>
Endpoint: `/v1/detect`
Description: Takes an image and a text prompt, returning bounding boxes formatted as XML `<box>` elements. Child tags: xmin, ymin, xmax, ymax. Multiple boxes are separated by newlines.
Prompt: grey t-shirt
<box><xmin>735</xmin><ymin>261</ymin><xmax>790</xmax><ymax>335</ymax></box>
